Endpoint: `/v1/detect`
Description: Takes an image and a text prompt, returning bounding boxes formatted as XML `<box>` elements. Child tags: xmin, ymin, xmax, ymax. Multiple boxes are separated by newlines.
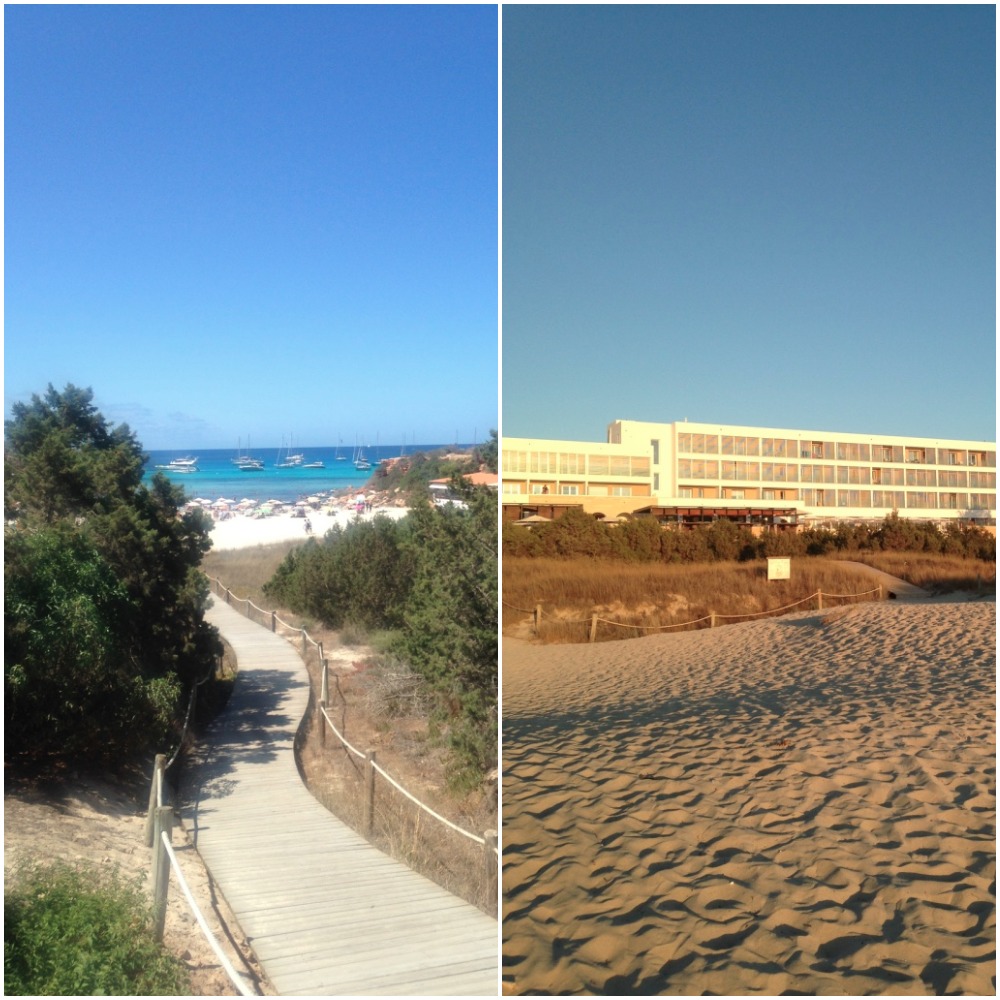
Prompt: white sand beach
<box><xmin>206</xmin><ymin>502</ymin><xmax>410</xmax><ymax>551</ymax></box>
<box><xmin>502</xmin><ymin>598</ymin><xmax>996</xmax><ymax>995</ymax></box>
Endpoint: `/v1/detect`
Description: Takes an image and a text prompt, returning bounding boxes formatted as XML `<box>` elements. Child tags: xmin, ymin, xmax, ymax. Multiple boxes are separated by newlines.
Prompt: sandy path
<box><xmin>502</xmin><ymin>598</ymin><xmax>996</xmax><ymax>995</ymax></box>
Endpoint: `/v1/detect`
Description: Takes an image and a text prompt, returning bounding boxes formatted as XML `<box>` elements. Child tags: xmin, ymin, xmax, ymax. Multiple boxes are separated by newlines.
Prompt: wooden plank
<box><xmin>178</xmin><ymin>597</ymin><xmax>497</xmax><ymax>996</ymax></box>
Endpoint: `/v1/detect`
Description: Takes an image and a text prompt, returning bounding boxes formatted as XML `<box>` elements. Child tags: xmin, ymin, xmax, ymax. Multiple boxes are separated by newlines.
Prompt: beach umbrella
<box><xmin>212</xmin><ymin>497</ymin><xmax>233</xmax><ymax>508</ymax></box>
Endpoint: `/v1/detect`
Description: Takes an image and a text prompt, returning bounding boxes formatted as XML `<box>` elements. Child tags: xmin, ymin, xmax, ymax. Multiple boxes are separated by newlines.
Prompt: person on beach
<box><xmin>355</xmin><ymin>492</ymin><xmax>365</xmax><ymax>515</ymax></box>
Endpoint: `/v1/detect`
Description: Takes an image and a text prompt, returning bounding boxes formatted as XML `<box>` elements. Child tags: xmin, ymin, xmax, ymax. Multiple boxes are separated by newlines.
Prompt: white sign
<box><xmin>767</xmin><ymin>557</ymin><xmax>791</xmax><ymax>581</ymax></box>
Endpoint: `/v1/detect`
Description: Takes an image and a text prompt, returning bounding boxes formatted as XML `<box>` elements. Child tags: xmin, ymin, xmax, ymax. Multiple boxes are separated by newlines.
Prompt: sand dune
<box><xmin>502</xmin><ymin>598</ymin><xmax>996</xmax><ymax>995</ymax></box>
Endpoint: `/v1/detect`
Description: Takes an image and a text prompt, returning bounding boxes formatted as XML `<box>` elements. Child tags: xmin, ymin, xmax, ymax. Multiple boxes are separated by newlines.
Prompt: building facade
<box><xmin>503</xmin><ymin>419</ymin><xmax>996</xmax><ymax>526</ymax></box>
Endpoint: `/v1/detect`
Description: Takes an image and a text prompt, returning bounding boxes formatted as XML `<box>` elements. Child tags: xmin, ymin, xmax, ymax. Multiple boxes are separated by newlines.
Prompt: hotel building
<box><xmin>502</xmin><ymin>419</ymin><xmax>996</xmax><ymax>527</ymax></box>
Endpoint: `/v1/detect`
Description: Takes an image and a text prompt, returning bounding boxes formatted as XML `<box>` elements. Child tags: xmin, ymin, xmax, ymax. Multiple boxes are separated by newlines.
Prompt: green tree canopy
<box><xmin>4</xmin><ymin>384</ymin><xmax>217</xmax><ymax>768</ymax></box>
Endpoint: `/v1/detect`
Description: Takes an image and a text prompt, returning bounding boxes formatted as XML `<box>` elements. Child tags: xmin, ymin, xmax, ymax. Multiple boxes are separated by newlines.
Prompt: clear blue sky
<box><xmin>5</xmin><ymin>5</ymin><xmax>498</xmax><ymax>450</ymax></box>
<box><xmin>502</xmin><ymin>5</ymin><xmax>995</xmax><ymax>444</ymax></box>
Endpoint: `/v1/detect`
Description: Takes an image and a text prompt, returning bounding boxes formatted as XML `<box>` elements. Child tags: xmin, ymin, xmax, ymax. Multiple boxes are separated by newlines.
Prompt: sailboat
<box><xmin>335</xmin><ymin>438</ymin><xmax>348</xmax><ymax>461</ymax></box>
<box><xmin>275</xmin><ymin>435</ymin><xmax>305</xmax><ymax>469</ymax></box>
<box><xmin>234</xmin><ymin>437</ymin><xmax>264</xmax><ymax>471</ymax></box>
<box><xmin>354</xmin><ymin>435</ymin><xmax>371</xmax><ymax>471</ymax></box>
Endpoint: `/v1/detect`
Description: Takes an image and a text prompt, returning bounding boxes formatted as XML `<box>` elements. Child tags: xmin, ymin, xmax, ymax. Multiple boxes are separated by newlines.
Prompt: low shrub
<box><xmin>4</xmin><ymin>861</ymin><xmax>189</xmax><ymax>996</ymax></box>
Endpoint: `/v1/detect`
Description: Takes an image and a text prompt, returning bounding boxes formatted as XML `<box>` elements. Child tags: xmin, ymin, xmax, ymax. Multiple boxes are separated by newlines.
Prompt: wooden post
<box><xmin>144</xmin><ymin>754</ymin><xmax>166</xmax><ymax>847</ymax></box>
<box><xmin>710</xmin><ymin>612</ymin><xmax>716</xmax><ymax>628</ymax></box>
<box><xmin>225</xmin><ymin>588</ymin><xmax>231</xmax><ymax>605</ymax></box>
<box><xmin>816</xmin><ymin>591</ymin><xmax>824</xmax><ymax>611</ymax></box>
<box><xmin>589</xmin><ymin>614</ymin><xmax>598</xmax><ymax>643</ymax></box>
<box><xmin>321</xmin><ymin>659</ymin><xmax>329</xmax><ymax>706</ymax></box>
<box><xmin>271</xmin><ymin>610</ymin><xmax>277</xmax><ymax>632</ymax></box>
<box><xmin>534</xmin><ymin>604</ymin><xmax>542</xmax><ymax>636</ymax></box>
<box><xmin>483</xmin><ymin>831</ymin><xmax>498</xmax><ymax>888</ymax></box>
<box><xmin>302</xmin><ymin>630</ymin><xmax>308</xmax><ymax>655</ymax></box>
<box><xmin>319</xmin><ymin>659</ymin><xmax>329</xmax><ymax>748</ymax></box>
<box><xmin>151</xmin><ymin>805</ymin><xmax>174</xmax><ymax>942</ymax></box>
<box><xmin>364</xmin><ymin>750</ymin><xmax>377</xmax><ymax>837</ymax></box>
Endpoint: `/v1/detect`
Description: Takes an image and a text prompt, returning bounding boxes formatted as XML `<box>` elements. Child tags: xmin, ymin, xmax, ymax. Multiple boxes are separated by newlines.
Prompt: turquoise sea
<box><xmin>143</xmin><ymin>443</ymin><xmax>458</xmax><ymax>504</ymax></box>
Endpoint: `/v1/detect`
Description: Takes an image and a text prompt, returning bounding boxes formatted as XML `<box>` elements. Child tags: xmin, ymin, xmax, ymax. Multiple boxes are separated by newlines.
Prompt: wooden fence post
<box><xmin>151</xmin><ymin>805</ymin><xmax>174</xmax><ymax>942</ymax></box>
<box><xmin>271</xmin><ymin>610</ymin><xmax>277</xmax><ymax>632</ymax></box>
<box><xmin>534</xmin><ymin>604</ymin><xmax>542</xmax><ymax>636</ymax></box>
<box><xmin>144</xmin><ymin>754</ymin><xmax>166</xmax><ymax>847</ymax></box>
<box><xmin>225</xmin><ymin>588</ymin><xmax>231</xmax><ymax>606</ymax></box>
<box><xmin>483</xmin><ymin>831</ymin><xmax>498</xmax><ymax>888</ymax></box>
<box><xmin>301</xmin><ymin>630</ymin><xmax>308</xmax><ymax>655</ymax></box>
<box><xmin>710</xmin><ymin>612</ymin><xmax>716</xmax><ymax>628</ymax></box>
<box><xmin>589</xmin><ymin>614</ymin><xmax>598</xmax><ymax>643</ymax></box>
<box><xmin>364</xmin><ymin>750</ymin><xmax>377</xmax><ymax>837</ymax></box>
<box><xmin>816</xmin><ymin>591</ymin><xmax>824</xmax><ymax>611</ymax></box>
<box><xmin>319</xmin><ymin>660</ymin><xmax>329</xmax><ymax>747</ymax></box>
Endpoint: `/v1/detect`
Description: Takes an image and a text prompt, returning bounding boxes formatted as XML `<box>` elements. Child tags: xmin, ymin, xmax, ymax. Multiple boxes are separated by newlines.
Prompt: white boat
<box><xmin>275</xmin><ymin>435</ymin><xmax>306</xmax><ymax>468</ymax></box>
<box><xmin>302</xmin><ymin>460</ymin><xmax>325</xmax><ymax>469</ymax></box>
<box><xmin>155</xmin><ymin>456</ymin><xmax>199</xmax><ymax>473</ymax></box>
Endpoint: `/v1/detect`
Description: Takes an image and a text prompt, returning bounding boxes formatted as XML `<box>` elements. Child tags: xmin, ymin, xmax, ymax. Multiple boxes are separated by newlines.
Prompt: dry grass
<box><xmin>200</xmin><ymin>547</ymin><xmax>498</xmax><ymax>917</ymax></box>
<box><xmin>502</xmin><ymin>557</ymin><xmax>886</xmax><ymax>644</ymax></box>
<box><xmin>201</xmin><ymin>542</ymin><xmax>302</xmax><ymax>605</ymax></box>
<box><xmin>833</xmin><ymin>551</ymin><xmax>997</xmax><ymax>595</ymax></box>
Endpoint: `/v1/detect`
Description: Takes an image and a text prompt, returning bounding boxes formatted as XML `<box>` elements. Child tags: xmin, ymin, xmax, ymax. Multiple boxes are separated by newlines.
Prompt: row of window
<box><xmin>502</xmin><ymin>450</ymin><xmax>651</xmax><ymax>477</ymax></box>
<box><xmin>677</xmin><ymin>458</ymin><xmax>997</xmax><ymax>488</ymax></box>
<box><xmin>678</xmin><ymin>487</ymin><xmax>997</xmax><ymax>510</ymax></box>
<box><xmin>677</xmin><ymin>433</ymin><xmax>994</xmax><ymax>468</ymax></box>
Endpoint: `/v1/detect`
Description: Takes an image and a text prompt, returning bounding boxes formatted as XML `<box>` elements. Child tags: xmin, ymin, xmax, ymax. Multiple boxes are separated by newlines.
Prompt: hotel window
<box><xmin>969</xmin><ymin>451</ymin><xmax>993</xmax><ymax>467</ymax></box>
<box><xmin>939</xmin><ymin>470</ymin><xmax>968</xmax><ymax>488</ymax></box>
<box><xmin>970</xmin><ymin>493</ymin><xmax>996</xmax><ymax>508</ymax></box>
<box><xmin>680</xmin><ymin>488</ymin><xmax>693</xmax><ymax>498</ymax></box>
<box><xmin>502</xmin><ymin>450</ymin><xmax>528</xmax><ymax>474</ymax></box>
<box><xmin>530</xmin><ymin>451</ymin><xmax>558</xmax><ymax>473</ymax></box>
<box><xmin>559</xmin><ymin>485</ymin><xmax>580</xmax><ymax>496</ymax></box>
<box><xmin>653</xmin><ymin>473</ymin><xmax>659</xmax><ymax>491</ymax></box>
<box><xmin>906</xmin><ymin>447</ymin><xmax>927</xmax><ymax>464</ymax></box>
<box><xmin>970</xmin><ymin>471</ymin><xmax>996</xmax><ymax>489</ymax></box>
<box><xmin>948</xmin><ymin>450</ymin><xmax>967</xmax><ymax>466</ymax></box>
<box><xmin>610</xmin><ymin>486</ymin><xmax>633</xmax><ymax>497</ymax></box>
<box><xmin>559</xmin><ymin>453</ymin><xmax>585</xmax><ymax>475</ymax></box>
<box><xmin>905</xmin><ymin>469</ymin><xmax>936</xmax><ymax>487</ymax></box>
<box><xmin>588</xmin><ymin>455</ymin><xmax>610</xmax><ymax>475</ymax></box>
<box><xmin>939</xmin><ymin>493</ymin><xmax>965</xmax><ymax>510</ymax></box>
<box><xmin>651</xmin><ymin>439</ymin><xmax>660</xmax><ymax>464</ymax></box>
<box><xmin>906</xmin><ymin>492</ymin><xmax>937</xmax><ymax>509</ymax></box>
<box><xmin>501</xmin><ymin>481</ymin><xmax>523</xmax><ymax>494</ymax></box>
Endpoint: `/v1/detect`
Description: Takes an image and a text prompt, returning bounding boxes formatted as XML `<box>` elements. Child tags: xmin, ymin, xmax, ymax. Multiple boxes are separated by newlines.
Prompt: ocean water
<box><xmin>143</xmin><ymin>443</ymin><xmax>458</xmax><ymax>504</ymax></box>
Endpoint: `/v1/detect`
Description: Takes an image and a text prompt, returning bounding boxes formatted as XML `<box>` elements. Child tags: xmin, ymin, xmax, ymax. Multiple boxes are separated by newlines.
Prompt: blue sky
<box><xmin>502</xmin><ymin>5</ymin><xmax>995</xmax><ymax>444</ymax></box>
<box><xmin>5</xmin><ymin>5</ymin><xmax>498</xmax><ymax>450</ymax></box>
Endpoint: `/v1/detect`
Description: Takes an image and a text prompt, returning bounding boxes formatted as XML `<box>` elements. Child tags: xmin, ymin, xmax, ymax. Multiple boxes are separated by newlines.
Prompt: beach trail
<box><xmin>181</xmin><ymin>598</ymin><xmax>498</xmax><ymax>996</ymax></box>
<box><xmin>502</xmin><ymin>598</ymin><xmax>996</xmax><ymax>996</ymax></box>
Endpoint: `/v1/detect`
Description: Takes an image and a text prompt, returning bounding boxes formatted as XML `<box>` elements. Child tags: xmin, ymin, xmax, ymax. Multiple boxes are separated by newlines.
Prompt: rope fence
<box><xmin>206</xmin><ymin>577</ymin><xmax>498</xmax><ymax>865</ymax></box>
<box><xmin>505</xmin><ymin>585</ymin><xmax>883</xmax><ymax>641</ymax></box>
<box><xmin>145</xmin><ymin>755</ymin><xmax>258</xmax><ymax>996</ymax></box>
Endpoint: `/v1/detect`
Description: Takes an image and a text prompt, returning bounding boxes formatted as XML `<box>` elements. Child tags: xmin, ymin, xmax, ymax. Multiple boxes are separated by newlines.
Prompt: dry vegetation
<box><xmin>833</xmin><ymin>550</ymin><xmax>997</xmax><ymax>594</ymax></box>
<box><xmin>200</xmin><ymin>543</ymin><xmax>498</xmax><ymax>917</ymax></box>
<box><xmin>501</xmin><ymin>554</ymin><xmax>991</xmax><ymax>644</ymax></box>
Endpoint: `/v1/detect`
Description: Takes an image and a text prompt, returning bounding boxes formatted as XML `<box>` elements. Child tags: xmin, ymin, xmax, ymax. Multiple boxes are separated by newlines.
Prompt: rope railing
<box><xmin>145</xmin><ymin>755</ymin><xmax>259</xmax><ymax>995</ymax></box>
<box><xmin>207</xmin><ymin>576</ymin><xmax>498</xmax><ymax>860</ymax></box>
<box><xmin>159</xmin><ymin>832</ymin><xmax>256</xmax><ymax>996</ymax></box>
<box><xmin>512</xmin><ymin>585</ymin><xmax>884</xmax><ymax>641</ymax></box>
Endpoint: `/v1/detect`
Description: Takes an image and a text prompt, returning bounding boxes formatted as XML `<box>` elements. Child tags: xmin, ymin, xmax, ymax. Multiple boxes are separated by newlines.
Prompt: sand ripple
<box><xmin>503</xmin><ymin>600</ymin><xmax>996</xmax><ymax>995</ymax></box>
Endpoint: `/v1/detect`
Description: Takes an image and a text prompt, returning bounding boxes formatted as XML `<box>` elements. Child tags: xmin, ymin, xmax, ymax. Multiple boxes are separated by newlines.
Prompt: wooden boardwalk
<box><xmin>178</xmin><ymin>599</ymin><xmax>498</xmax><ymax>996</ymax></box>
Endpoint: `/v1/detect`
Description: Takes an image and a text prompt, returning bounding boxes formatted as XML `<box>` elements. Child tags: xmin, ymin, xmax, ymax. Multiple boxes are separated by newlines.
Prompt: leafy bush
<box><xmin>4</xmin><ymin>384</ymin><xmax>218</xmax><ymax>770</ymax></box>
<box><xmin>265</xmin><ymin>484</ymin><xmax>498</xmax><ymax>787</ymax></box>
<box><xmin>503</xmin><ymin>510</ymin><xmax>996</xmax><ymax>565</ymax></box>
<box><xmin>4</xmin><ymin>862</ymin><xmax>189</xmax><ymax>996</ymax></box>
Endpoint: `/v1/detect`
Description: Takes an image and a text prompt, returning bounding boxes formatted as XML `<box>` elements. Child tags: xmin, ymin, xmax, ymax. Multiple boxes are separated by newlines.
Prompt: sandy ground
<box><xmin>207</xmin><ymin>504</ymin><xmax>409</xmax><ymax>551</ymax></box>
<box><xmin>4</xmin><ymin>770</ymin><xmax>270</xmax><ymax>995</ymax></box>
<box><xmin>502</xmin><ymin>597</ymin><xmax>996</xmax><ymax>995</ymax></box>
